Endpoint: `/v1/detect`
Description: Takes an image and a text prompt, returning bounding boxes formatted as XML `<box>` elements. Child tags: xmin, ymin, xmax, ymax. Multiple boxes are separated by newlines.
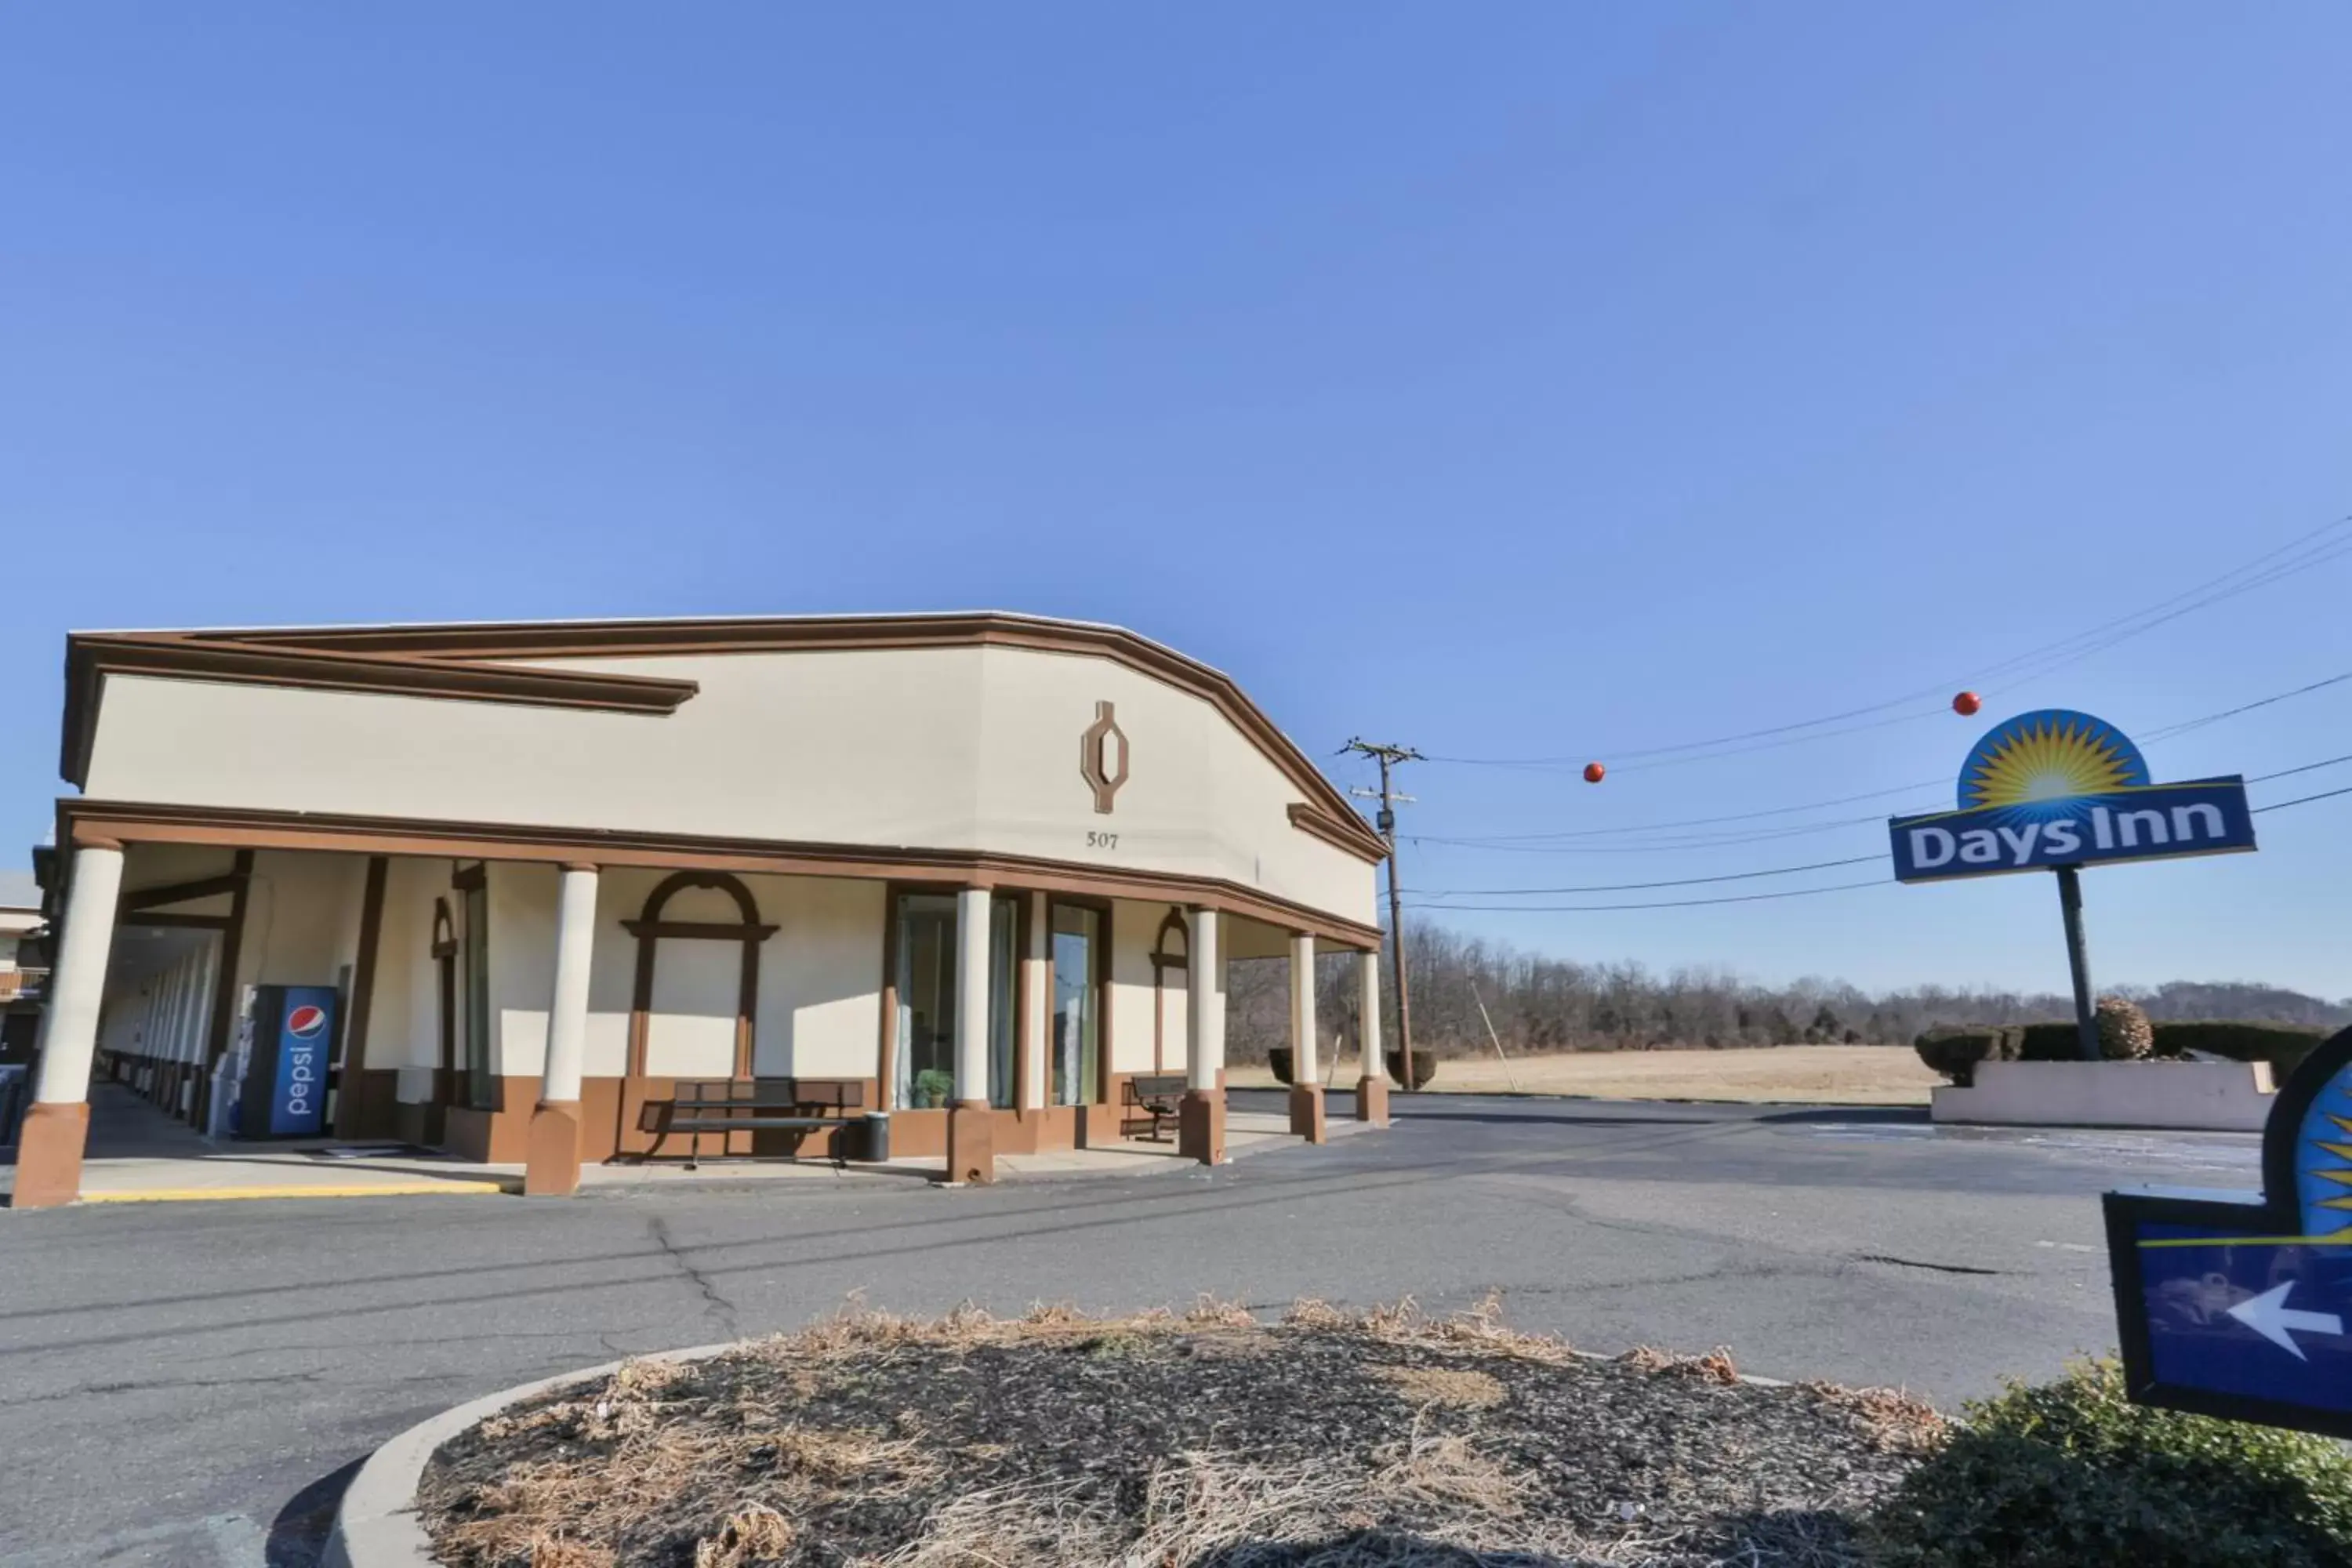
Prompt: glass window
<box><xmin>1051</xmin><ymin>905</ymin><xmax>1102</xmax><ymax>1105</ymax></box>
<box><xmin>895</xmin><ymin>894</ymin><xmax>1015</xmax><ymax>1109</ymax></box>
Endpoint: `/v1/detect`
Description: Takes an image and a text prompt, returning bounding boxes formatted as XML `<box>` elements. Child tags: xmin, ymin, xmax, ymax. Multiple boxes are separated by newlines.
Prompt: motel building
<box><xmin>13</xmin><ymin>614</ymin><xmax>1392</xmax><ymax>1208</ymax></box>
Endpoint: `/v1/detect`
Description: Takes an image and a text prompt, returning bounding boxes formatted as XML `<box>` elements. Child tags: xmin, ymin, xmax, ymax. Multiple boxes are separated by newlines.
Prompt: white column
<box><xmin>1290</xmin><ymin>933</ymin><xmax>1319</xmax><ymax>1083</ymax></box>
<box><xmin>32</xmin><ymin>844</ymin><xmax>126</xmax><ymax>1105</ymax></box>
<box><xmin>540</xmin><ymin>865</ymin><xmax>598</xmax><ymax>1105</ymax></box>
<box><xmin>954</xmin><ymin>886</ymin><xmax>993</xmax><ymax>1105</ymax></box>
<box><xmin>1186</xmin><ymin>906</ymin><xmax>1221</xmax><ymax>1093</ymax></box>
<box><xmin>1021</xmin><ymin>891</ymin><xmax>1048</xmax><ymax>1109</ymax></box>
<box><xmin>1357</xmin><ymin>949</ymin><xmax>1381</xmax><ymax>1076</ymax></box>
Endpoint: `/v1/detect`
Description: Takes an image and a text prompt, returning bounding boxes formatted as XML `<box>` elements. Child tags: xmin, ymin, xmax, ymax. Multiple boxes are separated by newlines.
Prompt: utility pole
<box><xmin>1344</xmin><ymin>739</ymin><xmax>1422</xmax><ymax>1091</ymax></box>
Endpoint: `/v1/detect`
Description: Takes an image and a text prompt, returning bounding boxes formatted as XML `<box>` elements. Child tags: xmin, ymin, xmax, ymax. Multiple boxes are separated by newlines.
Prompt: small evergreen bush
<box><xmin>1865</xmin><ymin>1359</ymin><xmax>2352</xmax><ymax>1567</ymax></box>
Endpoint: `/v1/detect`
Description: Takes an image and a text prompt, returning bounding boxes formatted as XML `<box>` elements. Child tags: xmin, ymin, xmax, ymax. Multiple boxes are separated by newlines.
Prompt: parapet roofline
<box><xmin>56</xmin><ymin>614</ymin><xmax>1389</xmax><ymax>862</ymax></box>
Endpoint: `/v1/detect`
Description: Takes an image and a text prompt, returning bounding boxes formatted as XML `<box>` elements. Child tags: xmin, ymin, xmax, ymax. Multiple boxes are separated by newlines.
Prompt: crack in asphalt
<box><xmin>1853</xmin><ymin>1252</ymin><xmax>2004</xmax><ymax>1276</ymax></box>
<box><xmin>646</xmin><ymin>1214</ymin><xmax>740</xmax><ymax>1338</ymax></box>
<box><xmin>15</xmin><ymin>1367</ymin><xmax>331</xmax><ymax>1407</ymax></box>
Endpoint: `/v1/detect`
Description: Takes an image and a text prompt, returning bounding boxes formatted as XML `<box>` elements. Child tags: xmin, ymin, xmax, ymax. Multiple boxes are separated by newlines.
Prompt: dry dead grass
<box><xmin>1374</xmin><ymin>1365</ymin><xmax>1508</xmax><ymax>1409</ymax></box>
<box><xmin>1229</xmin><ymin>1044</ymin><xmax>1940</xmax><ymax>1105</ymax></box>
<box><xmin>429</xmin><ymin>1296</ymin><xmax>1912</xmax><ymax>1568</ymax></box>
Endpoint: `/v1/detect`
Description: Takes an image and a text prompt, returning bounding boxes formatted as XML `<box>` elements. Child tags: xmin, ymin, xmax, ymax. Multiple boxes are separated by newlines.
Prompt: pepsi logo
<box><xmin>286</xmin><ymin>1004</ymin><xmax>328</xmax><ymax>1040</ymax></box>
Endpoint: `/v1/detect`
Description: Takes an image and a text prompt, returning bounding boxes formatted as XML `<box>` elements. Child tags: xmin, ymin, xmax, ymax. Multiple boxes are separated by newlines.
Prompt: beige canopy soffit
<box><xmin>53</xmin><ymin>799</ymin><xmax>1386</xmax><ymax>949</ymax></box>
<box><xmin>58</xmin><ymin>613</ymin><xmax>1390</xmax><ymax>863</ymax></box>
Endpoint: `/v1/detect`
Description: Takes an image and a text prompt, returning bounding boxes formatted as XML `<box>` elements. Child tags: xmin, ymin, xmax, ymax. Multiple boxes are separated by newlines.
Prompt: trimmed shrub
<box><xmin>2154</xmin><ymin>1020</ymin><xmax>2332</xmax><ymax>1081</ymax></box>
<box><xmin>1866</xmin><ymin>1359</ymin><xmax>2352</xmax><ymax>1567</ymax></box>
<box><xmin>2016</xmin><ymin>1020</ymin><xmax>2089</xmax><ymax>1062</ymax></box>
<box><xmin>1913</xmin><ymin>1025</ymin><xmax>2017</xmax><ymax>1087</ymax></box>
<box><xmin>1385</xmin><ymin>1050</ymin><xmax>1438</xmax><ymax>1090</ymax></box>
<box><xmin>2094</xmin><ymin>994</ymin><xmax>2154</xmax><ymax>1059</ymax></box>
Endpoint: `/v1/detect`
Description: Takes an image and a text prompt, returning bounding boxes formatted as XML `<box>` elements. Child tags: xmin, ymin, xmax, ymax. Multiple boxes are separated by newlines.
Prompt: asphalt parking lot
<box><xmin>0</xmin><ymin>1089</ymin><xmax>2263</xmax><ymax>1566</ymax></box>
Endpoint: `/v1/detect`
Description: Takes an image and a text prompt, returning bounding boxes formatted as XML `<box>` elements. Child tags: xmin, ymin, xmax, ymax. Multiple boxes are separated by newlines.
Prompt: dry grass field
<box><xmin>1229</xmin><ymin>1044</ymin><xmax>1940</xmax><ymax>1106</ymax></box>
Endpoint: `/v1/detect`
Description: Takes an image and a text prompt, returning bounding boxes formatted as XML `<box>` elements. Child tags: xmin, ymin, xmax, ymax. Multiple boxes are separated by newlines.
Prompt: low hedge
<box><xmin>2152</xmin><ymin>1020</ymin><xmax>2332</xmax><ymax>1080</ymax></box>
<box><xmin>1865</xmin><ymin>1359</ymin><xmax>2352</xmax><ymax>1567</ymax></box>
<box><xmin>1914</xmin><ymin>1025</ymin><xmax>2018</xmax><ymax>1087</ymax></box>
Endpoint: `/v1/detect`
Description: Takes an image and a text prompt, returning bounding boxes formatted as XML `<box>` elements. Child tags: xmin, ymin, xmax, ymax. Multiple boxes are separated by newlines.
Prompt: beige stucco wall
<box><xmin>1108</xmin><ymin>898</ymin><xmax>1194</xmax><ymax>1076</ymax></box>
<box><xmin>78</xmin><ymin>643</ymin><xmax>1376</xmax><ymax>927</ymax></box>
<box><xmin>471</xmin><ymin>865</ymin><xmax>884</xmax><ymax>1084</ymax></box>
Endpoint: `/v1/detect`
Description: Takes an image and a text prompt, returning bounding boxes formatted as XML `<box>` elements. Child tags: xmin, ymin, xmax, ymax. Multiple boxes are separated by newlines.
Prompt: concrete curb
<box><xmin>325</xmin><ymin>1341</ymin><xmax>735</xmax><ymax>1568</ymax></box>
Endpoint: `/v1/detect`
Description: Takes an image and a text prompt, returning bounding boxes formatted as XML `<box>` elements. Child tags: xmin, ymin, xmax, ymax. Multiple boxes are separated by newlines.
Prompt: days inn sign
<box><xmin>1889</xmin><ymin>709</ymin><xmax>2256</xmax><ymax>883</ymax></box>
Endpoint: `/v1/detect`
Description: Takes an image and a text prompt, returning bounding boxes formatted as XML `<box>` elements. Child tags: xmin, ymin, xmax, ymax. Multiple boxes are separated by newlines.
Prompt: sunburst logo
<box><xmin>1959</xmin><ymin>710</ymin><xmax>2149</xmax><ymax>813</ymax></box>
<box><xmin>2298</xmin><ymin>1079</ymin><xmax>2352</xmax><ymax>1240</ymax></box>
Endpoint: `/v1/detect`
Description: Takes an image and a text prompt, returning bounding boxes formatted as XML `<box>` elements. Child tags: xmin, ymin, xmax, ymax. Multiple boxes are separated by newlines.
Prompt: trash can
<box><xmin>858</xmin><ymin>1112</ymin><xmax>891</xmax><ymax>1163</ymax></box>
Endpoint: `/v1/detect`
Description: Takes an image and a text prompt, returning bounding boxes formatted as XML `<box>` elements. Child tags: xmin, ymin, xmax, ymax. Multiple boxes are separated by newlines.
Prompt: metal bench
<box><xmin>637</xmin><ymin>1078</ymin><xmax>869</xmax><ymax>1168</ymax></box>
<box><xmin>1121</xmin><ymin>1073</ymin><xmax>1189</xmax><ymax>1142</ymax></box>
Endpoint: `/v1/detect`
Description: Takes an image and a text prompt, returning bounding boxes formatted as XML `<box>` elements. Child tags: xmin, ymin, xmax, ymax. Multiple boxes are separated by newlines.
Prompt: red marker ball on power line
<box><xmin>1584</xmin><ymin>762</ymin><xmax>1606</xmax><ymax>783</ymax></box>
<box><xmin>1952</xmin><ymin>691</ymin><xmax>1982</xmax><ymax>717</ymax></box>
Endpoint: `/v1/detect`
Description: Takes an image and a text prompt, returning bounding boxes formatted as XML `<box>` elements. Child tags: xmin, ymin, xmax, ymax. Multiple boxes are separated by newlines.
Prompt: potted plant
<box><xmin>914</xmin><ymin>1069</ymin><xmax>955</xmax><ymax>1109</ymax></box>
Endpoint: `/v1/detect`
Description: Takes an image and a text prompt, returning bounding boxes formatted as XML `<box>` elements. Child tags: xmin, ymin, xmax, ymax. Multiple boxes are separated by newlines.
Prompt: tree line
<box><xmin>1223</xmin><ymin>921</ymin><xmax>2350</xmax><ymax>1063</ymax></box>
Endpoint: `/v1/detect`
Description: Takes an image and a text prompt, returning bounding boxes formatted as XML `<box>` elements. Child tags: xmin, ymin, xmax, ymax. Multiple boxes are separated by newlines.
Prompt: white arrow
<box><xmin>2227</xmin><ymin>1282</ymin><xmax>2346</xmax><ymax>1361</ymax></box>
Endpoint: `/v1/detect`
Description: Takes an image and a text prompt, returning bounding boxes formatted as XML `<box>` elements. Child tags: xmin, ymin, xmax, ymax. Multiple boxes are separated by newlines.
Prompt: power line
<box><xmin>2256</xmin><ymin>781</ymin><xmax>2352</xmax><ymax>814</ymax></box>
<box><xmin>1403</xmin><ymin>877</ymin><xmax>1891</xmax><ymax>914</ymax></box>
<box><xmin>1425</xmin><ymin>512</ymin><xmax>2352</xmax><ymax>771</ymax></box>
<box><xmin>1403</xmin><ymin>771</ymin><xmax>2352</xmax><ymax>916</ymax></box>
<box><xmin>1406</xmin><ymin>669</ymin><xmax>2352</xmax><ymax>854</ymax></box>
<box><xmin>2249</xmin><ymin>752</ymin><xmax>2352</xmax><ymax>784</ymax></box>
<box><xmin>1414</xmin><ymin>852</ymin><xmax>1885</xmax><ymax>898</ymax></box>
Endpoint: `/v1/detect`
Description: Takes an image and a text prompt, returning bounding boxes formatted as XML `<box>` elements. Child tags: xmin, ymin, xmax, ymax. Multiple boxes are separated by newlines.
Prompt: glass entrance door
<box><xmin>894</xmin><ymin>893</ymin><xmax>1014</xmax><ymax>1109</ymax></box>
<box><xmin>1051</xmin><ymin>904</ymin><xmax>1102</xmax><ymax>1105</ymax></box>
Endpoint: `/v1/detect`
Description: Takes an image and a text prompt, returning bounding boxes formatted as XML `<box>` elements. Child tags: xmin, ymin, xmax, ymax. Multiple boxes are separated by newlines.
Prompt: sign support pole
<box><xmin>2055</xmin><ymin>864</ymin><xmax>2099</xmax><ymax>1062</ymax></box>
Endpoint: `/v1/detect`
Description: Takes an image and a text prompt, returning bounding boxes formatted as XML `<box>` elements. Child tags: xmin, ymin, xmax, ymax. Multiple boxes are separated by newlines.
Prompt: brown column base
<box><xmin>522</xmin><ymin>1100</ymin><xmax>583</xmax><ymax>1196</ymax></box>
<box><xmin>11</xmin><ymin>1102</ymin><xmax>91</xmax><ymax>1209</ymax></box>
<box><xmin>1355</xmin><ymin>1075</ymin><xmax>1390</xmax><ymax>1127</ymax></box>
<box><xmin>946</xmin><ymin>1099</ymin><xmax>997</xmax><ymax>1185</ymax></box>
<box><xmin>1178</xmin><ymin>1088</ymin><xmax>1226</xmax><ymax>1166</ymax></box>
<box><xmin>1288</xmin><ymin>1083</ymin><xmax>1327</xmax><ymax>1144</ymax></box>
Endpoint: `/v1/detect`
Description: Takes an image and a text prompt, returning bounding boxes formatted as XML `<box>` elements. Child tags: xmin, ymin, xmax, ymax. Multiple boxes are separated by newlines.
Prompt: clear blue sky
<box><xmin>5</xmin><ymin>5</ymin><xmax>2349</xmax><ymax>996</ymax></box>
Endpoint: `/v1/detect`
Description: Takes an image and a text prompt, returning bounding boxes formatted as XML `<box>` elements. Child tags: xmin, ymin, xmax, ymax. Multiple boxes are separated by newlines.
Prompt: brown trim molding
<box><xmin>61</xmin><ymin>633</ymin><xmax>699</xmax><ymax>787</ymax></box>
<box><xmin>121</xmin><ymin>871</ymin><xmax>246</xmax><ymax>913</ymax></box>
<box><xmin>63</xmin><ymin>612</ymin><xmax>1385</xmax><ymax>857</ymax></box>
<box><xmin>118</xmin><ymin>909</ymin><xmax>234</xmax><ymax>931</ymax></box>
<box><xmin>1151</xmin><ymin>904</ymin><xmax>1189</xmax><ymax>1075</ymax></box>
<box><xmin>626</xmin><ymin>871</ymin><xmax>771</xmax><ymax>1087</ymax></box>
<box><xmin>60</xmin><ymin>798</ymin><xmax>1385</xmax><ymax>948</ymax></box>
<box><xmin>334</xmin><ymin>855</ymin><xmax>390</xmax><ymax>1138</ymax></box>
<box><xmin>192</xmin><ymin>850</ymin><xmax>253</xmax><ymax>1129</ymax></box>
<box><xmin>1287</xmin><ymin>803</ymin><xmax>1386</xmax><ymax>862</ymax></box>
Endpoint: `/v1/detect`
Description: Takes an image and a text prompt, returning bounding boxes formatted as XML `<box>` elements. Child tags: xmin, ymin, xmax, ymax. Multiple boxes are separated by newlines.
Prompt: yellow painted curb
<box><xmin>78</xmin><ymin>1180</ymin><xmax>512</xmax><ymax>1203</ymax></box>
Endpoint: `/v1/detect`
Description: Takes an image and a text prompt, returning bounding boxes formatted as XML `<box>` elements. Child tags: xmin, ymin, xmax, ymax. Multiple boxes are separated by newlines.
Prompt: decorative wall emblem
<box><xmin>1080</xmin><ymin>700</ymin><xmax>1130</xmax><ymax>814</ymax></box>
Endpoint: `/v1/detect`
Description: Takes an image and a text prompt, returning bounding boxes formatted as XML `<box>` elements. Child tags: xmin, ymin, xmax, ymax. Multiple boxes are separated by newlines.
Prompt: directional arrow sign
<box><xmin>2107</xmin><ymin>1023</ymin><xmax>2352</xmax><ymax>1439</ymax></box>
<box><xmin>2226</xmin><ymin>1283</ymin><xmax>2346</xmax><ymax>1361</ymax></box>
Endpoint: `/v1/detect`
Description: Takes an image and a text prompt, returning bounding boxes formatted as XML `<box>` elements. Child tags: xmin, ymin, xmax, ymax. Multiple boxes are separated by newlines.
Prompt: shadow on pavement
<box><xmin>1756</xmin><ymin>1106</ymin><xmax>1929</xmax><ymax>1126</ymax></box>
<box><xmin>267</xmin><ymin>1454</ymin><xmax>365</xmax><ymax>1566</ymax></box>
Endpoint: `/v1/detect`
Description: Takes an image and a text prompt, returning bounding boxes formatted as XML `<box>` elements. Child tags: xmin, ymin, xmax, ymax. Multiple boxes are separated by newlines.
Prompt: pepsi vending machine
<box><xmin>235</xmin><ymin>985</ymin><xmax>337</xmax><ymax>1139</ymax></box>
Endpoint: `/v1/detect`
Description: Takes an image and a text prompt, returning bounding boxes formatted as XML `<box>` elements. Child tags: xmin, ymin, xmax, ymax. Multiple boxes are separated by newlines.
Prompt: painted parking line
<box><xmin>76</xmin><ymin>1180</ymin><xmax>510</xmax><ymax>1203</ymax></box>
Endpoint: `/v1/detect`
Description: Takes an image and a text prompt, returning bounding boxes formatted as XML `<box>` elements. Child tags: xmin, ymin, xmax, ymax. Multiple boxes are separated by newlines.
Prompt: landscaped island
<box><xmin>414</xmin><ymin>1300</ymin><xmax>2352</xmax><ymax>1567</ymax></box>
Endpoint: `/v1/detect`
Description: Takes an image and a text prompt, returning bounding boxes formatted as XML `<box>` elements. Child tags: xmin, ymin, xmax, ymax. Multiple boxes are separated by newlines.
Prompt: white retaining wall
<box><xmin>1931</xmin><ymin>1059</ymin><xmax>2275</xmax><ymax>1131</ymax></box>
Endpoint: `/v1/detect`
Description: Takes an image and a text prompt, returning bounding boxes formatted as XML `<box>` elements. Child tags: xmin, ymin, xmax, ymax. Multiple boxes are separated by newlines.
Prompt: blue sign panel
<box><xmin>1888</xmin><ymin>710</ymin><xmax>2255</xmax><ymax>883</ymax></box>
<box><xmin>2106</xmin><ymin>1027</ymin><xmax>2352</xmax><ymax>1438</ymax></box>
<box><xmin>269</xmin><ymin>985</ymin><xmax>336</xmax><ymax>1138</ymax></box>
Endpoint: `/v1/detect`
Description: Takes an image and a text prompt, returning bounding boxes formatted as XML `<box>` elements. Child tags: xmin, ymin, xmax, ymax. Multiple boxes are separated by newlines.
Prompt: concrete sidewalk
<box><xmin>2</xmin><ymin>1083</ymin><xmax>1368</xmax><ymax>1204</ymax></box>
